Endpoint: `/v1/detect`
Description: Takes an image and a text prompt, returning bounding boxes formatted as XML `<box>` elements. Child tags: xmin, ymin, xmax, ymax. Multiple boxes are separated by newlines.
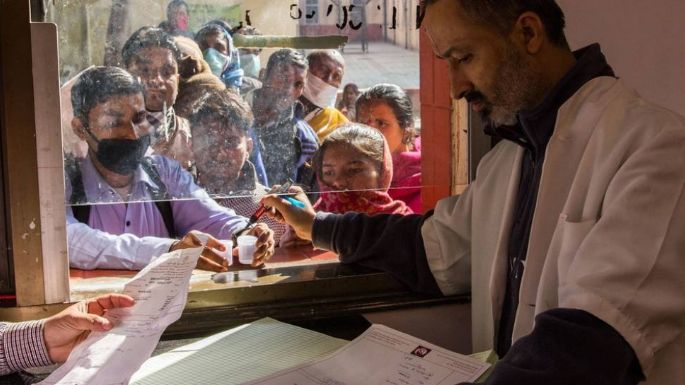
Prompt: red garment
<box><xmin>315</xmin><ymin>189</ymin><xmax>413</xmax><ymax>215</ymax></box>
<box><xmin>314</xmin><ymin>135</ymin><xmax>413</xmax><ymax>216</ymax></box>
<box><xmin>389</xmin><ymin>138</ymin><xmax>422</xmax><ymax>213</ymax></box>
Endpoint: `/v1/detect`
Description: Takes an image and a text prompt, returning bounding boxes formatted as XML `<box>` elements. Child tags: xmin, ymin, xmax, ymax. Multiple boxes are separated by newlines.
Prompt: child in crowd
<box><xmin>356</xmin><ymin>84</ymin><xmax>422</xmax><ymax>213</ymax></box>
<box><xmin>336</xmin><ymin>83</ymin><xmax>360</xmax><ymax>121</ymax></box>
<box><xmin>313</xmin><ymin>123</ymin><xmax>413</xmax><ymax>216</ymax></box>
<box><xmin>188</xmin><ymin>89</ymin><xmax>286</xmax><ymax>241</ymax></box>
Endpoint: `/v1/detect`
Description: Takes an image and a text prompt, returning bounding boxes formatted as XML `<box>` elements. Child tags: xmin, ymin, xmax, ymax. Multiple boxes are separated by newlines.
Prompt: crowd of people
<box><xmin>61</xmin><ymin>0</ymin><xmax>422</xmax><ymax>272</ymax></box>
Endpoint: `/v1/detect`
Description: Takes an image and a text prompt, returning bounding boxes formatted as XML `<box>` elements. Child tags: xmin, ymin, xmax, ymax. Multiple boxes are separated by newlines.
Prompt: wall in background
<box><xmin>559</xmin><ymin>0</ymin><xmax>685</xmax><ymax>116</ymax></box>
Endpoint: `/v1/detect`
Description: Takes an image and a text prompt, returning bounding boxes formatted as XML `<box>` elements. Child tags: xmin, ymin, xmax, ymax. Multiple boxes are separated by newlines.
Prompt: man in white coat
<box><xmin>263</xmin><ymin>0</ymin><xmax>685</xmax><ymax>384</ymax></box>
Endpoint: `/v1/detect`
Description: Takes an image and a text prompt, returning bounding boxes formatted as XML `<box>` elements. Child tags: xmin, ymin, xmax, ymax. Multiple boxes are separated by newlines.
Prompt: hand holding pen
<box><xmin>260</xmin><ymin>185</ymin><xmax>316</xmax><ymax>242</ymax></box>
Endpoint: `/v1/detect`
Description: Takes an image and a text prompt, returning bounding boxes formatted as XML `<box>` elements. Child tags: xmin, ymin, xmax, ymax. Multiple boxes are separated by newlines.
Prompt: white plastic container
<box><xmin>237</xmin><ymin>235</ymin><xmax>258</xmax><ymax>265</ymax></box>
<box><xmin>215</xmin><ymin>239</ymin><xmax>233</xmax><ymax>265</ymax></box>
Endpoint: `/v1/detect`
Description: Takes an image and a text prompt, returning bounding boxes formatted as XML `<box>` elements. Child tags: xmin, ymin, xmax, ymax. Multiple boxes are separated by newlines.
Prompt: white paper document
<box><xmin>131</xmin><ymin>318</ymin><xmax>348</xmax><ymax>385</ymax></box>
<box><xmin>246</xmin><ymin>324</ymin><xmax>490</xmax><ymax>385</ymax></box>
<box><xmin>39</xmin><ymin>247</ymin><xmax>203</xmax><ymax>385</ymax></box>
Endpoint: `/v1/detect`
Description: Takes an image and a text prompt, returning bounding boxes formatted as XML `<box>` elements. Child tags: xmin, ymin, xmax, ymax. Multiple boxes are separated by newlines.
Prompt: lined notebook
<box><xmin>131</xmin><ymin>318</ymin><xmax>348</xmax><ymax>385</ymax></box>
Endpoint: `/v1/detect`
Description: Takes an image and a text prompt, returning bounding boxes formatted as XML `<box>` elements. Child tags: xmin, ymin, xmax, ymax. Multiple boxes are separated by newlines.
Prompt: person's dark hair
<box><xmin>71</xmin><ymin>66</ymin><xmax>144</xmax><ymax>124</ymax></box>
<box><xmin>121</xmin><ymin>26</ymin><xmax>182</xmax><ymax>67</ymax></box>
<box><xmin>264</xmin><ymin>48</ymin><xmax>308</xmax><ymax>80</ymax></box>
<box><xmin>166</xmin><ymin>0</ymin><xmax>189</xmax><ymax>21</ymax></box>
<box><xmin>343</xmin><ymin>83</ymin><xmax>359</xmax><ymax>94</ymax></box>
<box><xmin>313</xmin><ymin>123</ymin><xmax>387</xmax><ymax>181</ymax></box>
<box><xmin>356</xmin><ymin>84</ymin><xmax>415</xmax><ymax>144</ymax></box>
<box><xmin>187</xmin><ymin>89</ymin><xmax>254</xmax><ymax>135</ymax></box>
<box><xmin>195</xmin><ymin>21</ymin><xmax>231</xmax><ymax>50</ymax></box>
<box><xmin>307</xmin><ymin>50</ymin><xmax>345</xmax><ymax>70</ymax></box>
<box><xmin>422</xmin><ymin>0</ymin><xmax>568</xmax><ymax>47</ymax></box>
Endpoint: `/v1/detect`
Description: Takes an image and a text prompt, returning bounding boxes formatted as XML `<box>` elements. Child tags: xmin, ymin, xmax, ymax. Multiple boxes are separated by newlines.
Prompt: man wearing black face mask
<box><xmin>68</xmin><ymin>66</ymin><xmax>276</xmax><ymax>271</ymax></box>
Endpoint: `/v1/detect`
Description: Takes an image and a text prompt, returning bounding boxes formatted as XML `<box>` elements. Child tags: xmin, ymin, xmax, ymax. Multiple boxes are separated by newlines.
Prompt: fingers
<box><xmin>247</xmin><ymin>224</ymin><xmax>275</xmax><ymax>266</ymax></box>
<box><xmin>64</xmin><ymin>312</ymin><xmax>114</xmax><ymax>332</ymax></box>
<box><xmin>87</xmin><ymin>294</ymin><xmax>136</xmax><ymax>315</ymax></box>
<box><xmin>196</xmin><ymin>255</ymin><xmax>228</xmax><ymax>272</ymax></box>
<box><xmin>171</xmin><ymin>231</ymin><xmax>221</xmax><ymax>252</ymax></box>
<box><xmin>285</xmin><ymin>185</ymin><xmax>310</xmax><ymax>203</ymax></box>
<box><xmin>200</xmin><ymin>233</ymin><xmax>225</xmax><ymax>251</ymax></box>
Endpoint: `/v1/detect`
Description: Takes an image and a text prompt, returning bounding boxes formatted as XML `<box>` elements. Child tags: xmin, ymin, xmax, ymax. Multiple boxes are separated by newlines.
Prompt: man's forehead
<box><xmin>423</xmin><ymin>0</ymin><xmax>491</xmax><ymax>55</ymax></box>
<box><xmin>133</xmin><ymin>47</ymin><xmax>176</xmax><ymax>65</ymax></box>
<box><xmin>91</xmin><ymin>94</ymin><xmax>144</xmax><ymax>118</ymax></box>
<box><xmin>198</xmin><ymin>119</ymin><xmax>244</xmax><ymax>136</ymax></box>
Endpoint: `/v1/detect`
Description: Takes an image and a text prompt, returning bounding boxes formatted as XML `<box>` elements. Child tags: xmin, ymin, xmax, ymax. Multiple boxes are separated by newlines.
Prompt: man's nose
<box><xmin>448</xmin><ymin>65</ymin><xmax>473</xmax><ymax>100</ymax></box>
<box><xmin>143</xmin><ymin>72</ymin><xmax>164</xmax><ymax>85</ymax></box>
<box><xmin>124</xmin><ymin>120</ymin><xmax>150</xmax><ymax>139</ymax></box>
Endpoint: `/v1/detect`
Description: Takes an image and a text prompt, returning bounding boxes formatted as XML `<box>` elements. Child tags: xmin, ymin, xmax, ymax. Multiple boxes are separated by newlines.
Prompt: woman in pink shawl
<box><xmin>313</xmin><ymin>123</ymin><xmax>413</xmax><ymax>216</ymax></box>
<box><xmin>356</xmin><ymin>84</ymin><xmax>422</xmax><ymax>213</ymax></box>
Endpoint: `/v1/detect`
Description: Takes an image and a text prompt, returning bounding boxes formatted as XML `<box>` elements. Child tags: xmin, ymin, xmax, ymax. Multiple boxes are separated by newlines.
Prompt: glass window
<box><xmin>45</xmin><ymin>0</ymin><xmax>424</xmax><ymax>299</ymax></box>
<box><xmin>305</xmin><ymin>0</ymin><xmax>319</xmax><ymax>25</ymax></box>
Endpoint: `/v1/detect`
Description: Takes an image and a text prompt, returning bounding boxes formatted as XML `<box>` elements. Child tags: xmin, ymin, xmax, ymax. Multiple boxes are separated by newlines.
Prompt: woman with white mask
<box><xmin>298</xmin><ymin>50</ymin><xmax>349</xmax><ymax>141</ymax></box>
<box><xmin>234</xmin><ymin>25</ymin><xmax>264</xmax><ymax>98</ymax></box>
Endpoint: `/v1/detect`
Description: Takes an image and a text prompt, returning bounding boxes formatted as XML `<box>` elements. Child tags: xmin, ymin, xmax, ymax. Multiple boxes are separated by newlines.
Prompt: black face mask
<box><xmin>85</xmin><ymin>127</ymin><xmax>151</xmax><ymax>175</ymax></box>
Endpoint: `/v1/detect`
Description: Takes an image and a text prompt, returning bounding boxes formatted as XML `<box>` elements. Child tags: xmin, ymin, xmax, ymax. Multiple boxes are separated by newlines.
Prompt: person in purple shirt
<box><xmin>66</xmin><ymin>66</ymin><xmax>275</xmax><ymax>271</ymax></box>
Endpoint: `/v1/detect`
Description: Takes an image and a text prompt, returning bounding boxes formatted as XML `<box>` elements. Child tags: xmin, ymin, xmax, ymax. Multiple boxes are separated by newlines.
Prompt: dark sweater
<box><xmin>312</xmin><ymin>44</ymin><xmax>644</xmax><ymax>385</ymax></box>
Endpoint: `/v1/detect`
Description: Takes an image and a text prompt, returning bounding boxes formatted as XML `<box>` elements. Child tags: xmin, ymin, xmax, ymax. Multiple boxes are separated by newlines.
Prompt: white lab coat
<box><xmin>421</xmin><ymin>76</ymin><xmax>685</xmax><ymax>384</ymax></box>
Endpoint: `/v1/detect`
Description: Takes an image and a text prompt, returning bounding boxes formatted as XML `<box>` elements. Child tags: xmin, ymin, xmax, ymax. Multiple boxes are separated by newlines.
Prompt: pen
<box><xmin>234</xmin><ymin>180</ymin><xmax>305</xmax><ymax>241</ymax></box>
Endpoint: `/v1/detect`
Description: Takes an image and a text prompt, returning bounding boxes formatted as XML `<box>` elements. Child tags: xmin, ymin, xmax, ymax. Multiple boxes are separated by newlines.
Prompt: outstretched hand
<box><xmin>261</xmin><ymin>186</ymin><xmax>316</xmax><ymax>241</ymax></box>
<box><xmin>170</xmin><ymin>230</ymin><xmax>229</xmax><ymax>272</ymax></box>
<box><xmin>43</xmin><ymin>293</ymin><xmax>136</xmax><ymax>363</ymax></box>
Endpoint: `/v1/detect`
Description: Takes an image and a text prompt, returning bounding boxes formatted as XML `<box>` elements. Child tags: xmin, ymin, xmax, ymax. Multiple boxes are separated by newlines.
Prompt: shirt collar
<box><xmin>81</xmin><ymin>154</ymin><xmax>161</xmax><ymax>203</ymax></box>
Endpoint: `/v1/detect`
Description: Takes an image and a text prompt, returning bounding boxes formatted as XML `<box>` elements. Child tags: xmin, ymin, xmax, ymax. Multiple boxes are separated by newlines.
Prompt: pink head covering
<box><xmin>313</xmin><ymin>124</ymin><xmax>413</xmax><ymax>216</ymax></box>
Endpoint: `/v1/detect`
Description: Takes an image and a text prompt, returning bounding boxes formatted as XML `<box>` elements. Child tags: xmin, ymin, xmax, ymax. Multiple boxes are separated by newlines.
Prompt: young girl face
<box><xmin>321</xmin><ymin>143</ymin><xmax>380</xmax><ymax>191</ymax></box>
<box><xmin>357</xmin><ymin>101</ymin><xmax>406</xmax><ymax>154</ymax></box>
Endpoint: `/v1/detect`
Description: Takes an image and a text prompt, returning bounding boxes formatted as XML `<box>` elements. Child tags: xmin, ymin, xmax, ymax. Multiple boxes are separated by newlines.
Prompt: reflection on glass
<box><xmin>49</xmin><ymin>0</ymin><xmax>422</xmax><ymax>281</ymax></box>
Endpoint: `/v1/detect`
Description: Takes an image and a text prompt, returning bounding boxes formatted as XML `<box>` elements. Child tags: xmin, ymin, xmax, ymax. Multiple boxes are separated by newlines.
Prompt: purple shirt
<box><xmin>66</xmin><ymin>155</ymin><xmax>248</xmax><ymax>270</ymax></box>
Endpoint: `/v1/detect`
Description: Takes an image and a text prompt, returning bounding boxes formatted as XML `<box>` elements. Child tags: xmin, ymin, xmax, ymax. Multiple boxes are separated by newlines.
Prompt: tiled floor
<box><xmin>338</xmin><ymin>41</ymin><xmax>420</xmax><ymax>90</ymax></box>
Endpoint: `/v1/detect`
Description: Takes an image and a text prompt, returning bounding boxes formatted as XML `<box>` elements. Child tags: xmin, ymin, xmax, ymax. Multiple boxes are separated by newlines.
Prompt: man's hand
<box><xmin>43</xmin><ymin>293</ymin><xmax>136</xmax><ymax>363</ymax></box>
<box><xmin>244</xmin><ymin>222</ymin><xmax>275</xmax><ymax>267</ymax></box>
<box><xmin>170</xmin><ymin>230</ymin><xmax>229</xmax><ymax>272</ymax></box>
<box><xmin>261</xmin><ymin>186</ymin><xmax>316</xmax><ymax>241</ymax></box>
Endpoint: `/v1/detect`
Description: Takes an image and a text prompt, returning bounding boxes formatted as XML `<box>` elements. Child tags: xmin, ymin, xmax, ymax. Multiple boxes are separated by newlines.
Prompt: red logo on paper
<box><xmin>411</xmin><ymin>346</ymin><xmax>431</xmax><ymax>358</ymax></box>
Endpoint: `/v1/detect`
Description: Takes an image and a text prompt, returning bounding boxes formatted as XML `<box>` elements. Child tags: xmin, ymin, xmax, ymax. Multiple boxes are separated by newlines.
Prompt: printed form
<box><xmin>246</xmin><ymin>324</ymin><xmax>490</xmax><ymax>385</ymax></box>
<box><xmin>39</xmin><ymin>247</ymin><xmax>203</xmax><ymax>385</ymax></box>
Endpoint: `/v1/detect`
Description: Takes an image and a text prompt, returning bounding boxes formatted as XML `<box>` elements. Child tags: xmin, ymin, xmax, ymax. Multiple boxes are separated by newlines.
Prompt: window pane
<box><xmin>48</xmin><ymin>0</ymin><xmax>424</xmax><ymax>290</ymax></box>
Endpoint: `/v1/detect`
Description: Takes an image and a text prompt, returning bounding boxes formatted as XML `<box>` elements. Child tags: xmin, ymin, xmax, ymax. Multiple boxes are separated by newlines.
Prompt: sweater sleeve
<box><xmin>458</xmin><ymin>308</ymin><xmax>644</xmax><ymax>385</ymax></box>
<box><xmin>0</xmin><ymin>321</ymin><xmax>53</xmax><ymax>376</ymax></box>
<box><xmin>312</xmin><ymin>211</ymin><xmax>441</xmax><ymax>295</ymax></box>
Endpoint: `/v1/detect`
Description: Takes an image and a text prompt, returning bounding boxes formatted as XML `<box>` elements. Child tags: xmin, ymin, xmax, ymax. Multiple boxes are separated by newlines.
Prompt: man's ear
<box><xmin>512</xmin><ymin>11</ymin><xmax>545</xmax><ymax>54</ymax></box>
<box><xmin>246</xmin><ymin>136</ymin><xmax>254</xmax><ymax>154</ymax></box>
<box><xmin>71</xmin><ymin>116</ymin><xmax>89</xmax><ymax>141</ymax></box>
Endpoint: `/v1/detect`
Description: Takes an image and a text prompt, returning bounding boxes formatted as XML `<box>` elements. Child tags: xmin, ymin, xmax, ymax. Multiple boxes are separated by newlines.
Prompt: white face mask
<box><xmin>239</xmin><ymin>53</ymin><xmax>261</xmax><ymax>79</ymax></box>
<box><xmin>302</xmin><ymin>71</ymin><xmax>339</xmax><ymax>108</ymax></box>
<box><xmin>204</xmin><ymin>48</ymin><xmax>231</xmax><ymax>77</ymax></box>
